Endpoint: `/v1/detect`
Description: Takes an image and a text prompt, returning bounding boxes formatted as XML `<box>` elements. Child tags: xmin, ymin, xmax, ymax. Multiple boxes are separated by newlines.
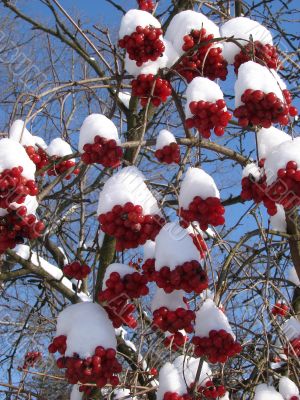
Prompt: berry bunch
<box><xmin>192</xmin><ymin>329</ymin><xmax>242</xmax><ymax>363</ymax></box>
<box><xmin>163</xmin><ymin>392</ymin><xmax>191</xmax><ymax>400</ymax></box>
<box><xmin>98</xmin><ymin>292</ymin><xmax>137</xmax><ymax>329</ymax></box>
<box><xmin>101</xmin><ymin>271</ymin><xmax>149</xmax><ymax>300</ymax></box>
<box><xmin>25</xmin><ymin>146</ymin><xmax>49</xmax><ymax>172</ymax></box>
<box><xmin>63</xmin><ymin>261</ymin><xmax>91</xmax><ymax>280</ymax></box>
<box><xmin>132</xmin><ymin>74</ymin><xmax>172</xmax><ymax>107</ymax></box>
<box><xmin>154</xmin><ymin>260</ymin><xmax>208</xmax><ymax>294</ymax></box>
<box><xmin>189</xmin><ymin>232</ymin><xmax>207</xmax><ymax>259</ymax></box>
<box><xmin>185</xmin><ymin>99</ymin><xmax>231</xmax><ymax>138</ymax></box>
<box><xmin>48</xmin><ymin>335</ymin><xmax>67</xmax><ymax>354</ymax></box>
<box><xmin>0</xmin><ymin>166</ymin><xmax>38</xmax><ymax>208</ymax></box>
<box><xmin>142</xmin><ymin>258</ymin><xmax>156</xmax><ymax>282</ymax></box>
<box><xmin>152</xmin><ymin>307</ymin><xmax>195</xmax><ymax>334</ymax></box>
<box><xmin>155</xmin><ymin>142</ymin><xmax>180</xmax><ymax>164</ymax></box>
<box><xmin>179</xmin><ymin>196</ymin><xmax>225</xmax><ymax>231</ymax></box>
<box><xmin>271</xmin><ymin>302</ymin><xmax>289</xmax><ymax>317</ymax></box>
<box><xmin>234</xmin><ymin>41</ymin><xmax>281</xmax><ymax>74</ymax></box>
<box><xmin>98</xmin><ymin>203</ymin><xmax>165</xmax><ymax>251</ymax></box>
<box><xmin>119</xmin><ymin>26</ymin><xmax>164</xmax><ymax>66</ymax></box>
<box><xmin>21</xmin><ymin>351</ymin><xmax>41</xmax><ymax>370</ymax></box>
<box><xmin>47</xmin><ymin>158</ymin><xmax>80</xmax><ymax>180</ymax></box>
<box><xmin>196</xmin><ymin>380</ymin><xmax>226</xmax><ymax>399</ymax></box>
<box><xmin>81</xmin><ymin>136</ymin><xmax>123</xmax><ymax>168</ymax></box>
<box><xmin>284</xmin><ymin>337</ymin><xmax>300</xmax><ymax>358</ymax></box>
<box><xmin>137</xmin><ymin>0</ymin><xmax>155</xmax><ymax>11</ymax></box>
<box><xmin>164</xmin><ymin>331</ymin><xmax>188</xmax><ymax>350</ymax></box>
<box><xmin>176</xmin><ymin>28</ymin><xmax>228</xmax><ymax>82</ymax></box>
<box><xmin>234</xmin><ymin>89</ymin><xmax>297</xmax><ymax>128</ymax></box>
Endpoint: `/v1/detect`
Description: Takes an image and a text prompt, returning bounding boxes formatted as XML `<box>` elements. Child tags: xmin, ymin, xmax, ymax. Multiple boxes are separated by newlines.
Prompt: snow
<box><xmin>154</xmin><ymin>222</ymin><xmax>200</xmax><ymax>271</ymax></box>
<box><xmin>287</xmin><ymin>267</ymin><xmax>300</xmax><ymax>286</ymax></box>
<box><xmin>119</xmin><ymin>9</ymin><xmax>161</xmax><ymax>38</ymax></box>
<box><xmin>70</xmin><ymin>385</ymin><xmax>83</xmax><ymax>400</ymax></box>
<box><xmin>118</xmin><ymin>91</ymin><xmax>131</xmax><ymax>108</ymax></box>
<box><xmin>151</xmin><ymin>288</ymin><xmax>187</xmax><ymax>312</ymax></box>
<box><xmin>281</xmin><ymin>317</ymin><xmax>300</xmax><ymax>341</ymax></box>
<box><xmin>9</xmin><ymin>120</ymin><xmax>47</xmax><ymax>149</ymax></box>
<box><xmin>165</xmin><ymin>10</ymin><xmax>221</xmax><ymax>56</ymax></box>
<box><xmin>264</xmin><ymin>137</ymin><xmax>300</xmax><ymax>185</ymax></box>
<box><xmin>179</xmin><ymin>167</ymin><xmax>220</xmax><ymax>209</ymax></box>
<box><xmin>220</xmin><ymin>17</ymin><xmax>273</xmax><ymax>64</ymax></box>
<box><xmin>220</xmin><ymin>393</ymin><xmax>230</xmax><ymax>400</ymax></box>
<box><xmin>270</xmin><ymin>204</ymin><xmax>287</xmax><ymax>232</ymax></box>
<box><xmin>46</xmin><ymin>138</ymin><xmax>73</xmax><ymax>158</ymax></box>
<box><xmin>55</xmin><ymin>302</ymin><xmax>117</xmax><ymax>358</ymax></box>
<box><xmin>242</xmin><ymin>162</ymin><xmax>263</xmax><ymax>181</ymax></box>
<box><xmin>195</xmin><ymin>299</ymin><xmax>235</xmax><ymax>339</ymax></box>
<box><xmin>0</xmin><ymin>138</ymin><xmax>36</xmax><ymax>180</ymax></box>
<box><xmin>156</xmin><ymin>362</ymin><xmax>186</xmax><ymax>400</ymax></box>
<box><xmin>143</xmin><ymin>240</ymin><xmax>155</xmax><ymax>261</ymax></box>
<box><xmin>185</xmin><ymin>77</ymin><xmax>224</xmax><ymax>118</ymax></box>
<box><xmin>257</xmin><ymin>127</ymin><xmax>290</xmax><ymax>160</ymax></box>
<box><xmin>235</xmin><ymin>61</ymin><xmax>286</xmax><ymax>108</ymax></box>
<box><xmin>112</xmin><ymin>389</ymin><xmax>135</xmax><ymax>399</ymax></box>
<box><xmin>78</xmin><ymin>114</ymin><xmax>120</xmax><ymax>152</ymax></box>
<box><xmin>0</xmin><ymin>195</ymin><xmax>39</xmax><ymax>217</ymax></box>
<box><xmin>97</xmin><ymin>166</ymin><xmax>161</xmax><ymax>216</ymax></box>
<box><xmin>102</xmin><ymin>263</ymin><xmax>135</xmax><ymax>290</ymax></box>
<box><xmin>279</xmin><ymin>377</ymin><xmax>299</xmax><ymax>400</ymax></box>
<box><xmin>173</xmin><ymin>355</ymin><xmax>211</xmax><ymax>387</ymax></box>
<box><xmin>156</xmin><ymin>129</ymin><xmax>176</xmax><ymax>150</ymax></box>
<box><xmin>254</xmin><ymin>384</ymin><xmax>284</xmax><ymax>400</ymax></box>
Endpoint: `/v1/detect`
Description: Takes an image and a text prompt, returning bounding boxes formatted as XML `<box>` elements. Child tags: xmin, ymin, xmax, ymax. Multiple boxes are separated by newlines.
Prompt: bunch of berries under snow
<box><xmin>48</xmin><ymin>302</ymin><xmax>121</xmax><ymax>395</ymax></box>
<box><xmin>279</xmin><ymin>376</ymin><xmax>300</xmax><ymax>400</ymax></box>
<box><xmin>45</xmin><ymin>138</ymin><xmax>79</xmax><ymax>180</ymax></box>
<box><xmin>63</xmin><ymin>261</ymin><xmax>91</xmax><ymax>281</ymax></box>
<box><xmin>79</xmin><ymin>114</ymin><xmax>122</xmax><ymax>168</ymax></box>
<box><xmin>97</xmin><ymin>166</ymin><xmax>165</xmax><ymax>251</ymax></box>
<box><xmin>155</xmin><ymin>130</ymin><xmax>180</xmax><ymax>164</ymax></box>
<box><xmin>141</xmin><ymin>240</ymin><xmax>156</xmax><ymax>281</ymax></box>
<box><xmin>192</xmin><ymin>299</ymin><xmax>242</xmax><ymax>363</ymax></box>
<box><xmin>234</xmin><ymin>61</ymin><xmax>297</xmax><ymax>128</ymax></box>
<box><xmin>165</xmin><ymin>10</ymin><xmax>228</xmax><ymax>82</ymax></box>
<box><xmin>153</xmin><ymin>222</ymin><xmax>208</xmax><ymax>294</ymax></box>
<box><xmin>132</xmin><ymin>74</ymin><xmax>172</xmax><ymax>107</ymax></box>
<box><xmin>184</xmin><ymin>77</ymin><xmax>231</xmax><ymax>138</ymax></box>
<box><xmin>98</xmin><ymin>262</ymin><xmax>149</xmax><ymax>328</ymax></box>
<box><xmin>179</xmin><ymin>167</ymin><xmax>225</xmax><ymax>230</ymax></box>
<box><xmin>220</xmin><ymin>17</ymin><xmax>282</xmax><ymax>74</ymax></box>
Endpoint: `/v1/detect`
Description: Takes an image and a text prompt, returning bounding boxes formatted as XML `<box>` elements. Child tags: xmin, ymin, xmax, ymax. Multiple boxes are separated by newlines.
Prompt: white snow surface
<box><xmin>119</xmin><ymin>9</ymin><xmax>161</xmax><ymax>38</ymax></box>
<box><xmin>242</xmin><ymin>162</ymin><xmax>263</xmax><ymax>181</ymax></box>
<box><xmin>102</xmin><ymin>263</ymin><xmax>135</xmax><ymax>290</ymax></box>
<box><xmin>151</xmin><ymin>288</ymin><xmax>187</xmax><ymax>312</ymax></box>
<box><xmin>156</xmin><ymin>129</ymin><xmax>176</xmax><ymax>150</ymax></box>
<box><xmin>220</xmin><ymin>17</ymin><xmax>273</xmax><ymax>64</ymax></box>
<box><xmin>279</xmin><ymin>377</ymin><xmax>299</xmax><ymax>400</ymax></box>
<box><xmin>287</xmin><ymin>268</ymin><xmax>300</xmax><ymax>286</ymax></box>
<box><xmin>264</xmin><ymin>137</ymin><xmax>300</xmax><ymax>184</ymax></box>
<box><xmin>195</xmin><ymin>299</ymin><xmax>235</xmax><ymax>339</ymax></box>
<box><xmin>143</xmin><ymin>240</ymin><xmax>155</xmax><ymax>261</ymax></box>
<box><xmin>270</xmin><ymin>204</ymin><xmax>287</xmax><ymax>232</ymax></box>
<box><xmin>78</xmin><ymin>114</ymin><xmax>120</xmax><ymax>152</ymax></box>
<box><xmin>0</xmin><ymin>138</ymin><xmax>36</xmax><ymax>180</ymax></box>
<box><xmin>257</xmin><ymin>127</ymin><xmax>290</xmax><ymax>160</ymax></box>
<box><xmin>165</xmin><ymin>10</ymin><xmax>221</xmax><ymax>56</ymax></box>
<box><xmin>112</xmin><ymin>388</ymin><xmax>135</xmax><ymax>399</ymax></box>
<box><xmin>97</xmin><ymin>166</ymin><xmax>160</xmax><ymax>215</ymax></box>
<box><xmin>179</xmin><ymin>167</ymin><xmax>220</xmax><ymax>209</ymax></box>
<box><xmin>56</xmin><ymin>302</ymin><xmax>117</xmax><ymax>358</ymax></box>
<box><xmin>185</xmin><ymin>77</ymin><xmax>224</xmax><ymax>118</ymax></box>
<box><xmin>254</xmin><ymin>384</ymin><xmax>284</xmax><ymax>400</ymax></box>
<box><xmin>156</xmin><ymin>362</ymin><xmax>186</xmax><ymax>400</ymax></box>
<box><xmin>9</xmin><ymin>120</ymin><xmax>47</xmax><ymax>149</ymax></box>
<box><xmin>46</xmin><ymin>138</ymin><xmax>73</xmax><ymax>158</ymax></box>
<box><xmin>235</xmin><ymin>61</ymin><xmax>286</xmax><ymax>108</ymax></box>
<box><xmin>155</xmin><ymin>222</ymin><xmax>200</xmax><ymax>271</ymax></box>
<box><xmin>281</xmin><ymin>317</ymin><xmax>300</xmax><ymax>341</ymax></box>
<box><xmin>173</xmin><ymin>355</ymin><xmax>211</xmax><ymax>387</ymax></box>
<box><xmin>70</xmin><ymin>385</ymin><xmax>83</xmax><ymax>400</ymax></box>
<box><xmin>118</xmin><ymin>91</ymin><xmax>131</xmax><ymax>108</ymax></box>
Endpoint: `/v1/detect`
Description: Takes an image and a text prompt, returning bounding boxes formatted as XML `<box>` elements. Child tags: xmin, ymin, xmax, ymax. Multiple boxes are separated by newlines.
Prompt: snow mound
<box><xmin>9</xmin><ymin>120</ymin><xmax>47</xmax><ymax>149</ymax></box>
<box><xmin>97</xmin><ymin>166</ymin><xmax>160</xmax><ymax>215</ymax></box>
<box><xmin>195</xmin><ymin>299</ymin><xmax>235</xmax><ymax>339</ymax></box>
<box><xmin>102</xmin><ymin>263</ymin><xmax>134</xmax><ymax>289</ymax></box>
<box><xmin>165</xmin><ymin>10</ymin><xmax>221</xmax><ymax>55</ymax></box>
<box><xmin>270</xmin><ymin>204</ymin><xmax>286</xmax><ymax>232</ymax></box>
<box><xmin>242</xmin><ymin>162</ymin><xmax>263</xmax><ymax>181</ymax></box>
<box><xmin>173</xmin><ymin>355</ymin><xmax>211</xmax><ymax>387</ymax></box>
<box><xmin>56</xmin><ymin>302</ymin><xmax>116</xmax><ymax>358</ymax></box>
<box><xmin>151</xmin><ymin>288</ymin><xmax>187</xmax><ymax>312</ymax></box>
<box><xmin>119</xmin><ymin>9</ymin><xmax>161</xmax><ymax>38</ymax></box>
<box><xmin>118</xmin><ymin>91</ymin><xmax>131</xmax><ymax>108</ymax></box>
<box><xmin>279</xmin><ymin>377</ymin><xmax>299</xmax><ymax>399</ymax></box>
<box><xmin>287</xmin><ymin>268</ymin><xmax>300</xmax><ymax>286</ymax></box>
<box><xmin>156</xmin><ymin>129</ymin><xmax>176</xmax><ymax>150</ymax></box>
<box><xmin>155</xmin><ymin>222</ymin><xmax>200</xmax><ymax>271</ymax></box>
<box><xmin>257</xmin><ymin>127</ymin><xmax>290</xmax><ymax>160</ymax></box>
<box><xmin>157</xmin><ymin>362</ymin><xmax>186</xmax><ymax>400</ymax></box>
<box><xmin>220</xmin><ymin>17</ymin><xmax>273</xmax><ymax>64</ymax></box>
<box><xmin>254</xmin><ymin>384</ymin><xmax>284</xmax><ymax>400</ymax></box>
<box><xmin>46</xmin><ymin>138</ymin><xmax>73</xmax><ymax>158</ymax></box>
<box><xmin>235</xmin><ymin>61</ymin><xmax>286</xmax><ymax>108</ymax></box>
<box><xmin>112</xmin><ymin>389</ymin><xmax>135</xmax><ymax>399</ymax></box>
<box><xmin>78</xmin><ymin>114</ymin><xmax>119</xmax><ymax>152</ymax></box>
<box><xmin>0</xmin><ymin>138</ymin><xmax>36</xmax><ymax>180</ymax></box>
<box><xmin>185</xmin><ymin>77</ymin><xmax>224</xmax><ymax>118</ymax></box>
<box><xmin>281</xmin><ymin>317</ymin><xmax>300</xmax><ymax>341</ymax></box>
<box><xmin>143</xmin><ymin>240</ymin><xmax>155</xmax><ymax>261</ymax></box>
<box><xmin>70</xmin><ymin>385</ymin><xmax>83</xmax><ymax>400</ymax></box>
<box><xmin>179</xmin><ymin>167</ymin><xmax>220</xmax><ymax>209</ymax></box>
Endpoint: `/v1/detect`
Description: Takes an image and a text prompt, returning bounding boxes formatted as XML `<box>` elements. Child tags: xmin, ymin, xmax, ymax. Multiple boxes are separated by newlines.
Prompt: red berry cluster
<box><xmin>0</xmin><ymin>166</ymin><xmax>38</xmax><ymax>208</ymax></box>
<box><xmin>163</xmin><ymin>331</ymin><xmax>188</xmax><ymax>350</ymax></box>
<box><xmin>176</xmin><ymin>28</ymin><xmax>228</xmax><ymax>83</ymax></box>
<box><xmin>132</xmin><ymin>74</ymin><xmax>172</xmax><ymax>107</ymax></box>
<box><xmin>137</xmin><ymin>0</ymin><xmax>154</xmax><ymax>11</ymax></box>
<box><xmin>63</xmin><ymin>261</ymin><xmax>91</xmax><ymax>280</ymax></box>
<box><xmin>180</xmin><ymin>196</ymin><xmax>225</xmax><ymax>231</ymax></box>
<box><xmin>98</xmin><ymin>292</ymin><xmax>137</xmax><ymax>329</ymax></box>
<box><xmin>98</xmin><ymin>203</ymin><xmax>165</xmax><ymax>251</ymax></box>
<box><xmin>119</xmin><ymin>26</ymin><xmax>164</xmax><ymax>66</ymax></box>
<box><xmin>290</xmin><ymin>397</ymin><xmax>300</xmax><ymax>400</ymax></box>
<box><xmin>20</xmin><ymin>351</ymin><xmax>41</xmax><ymax>370</ymax></box>
<box><xmin>163</xmin><ymin>392</ymin><xmax>192</xmax><ymax>400</ymax></box>
<box><xmin>234</xmin><ymin>89</ymin><xmax>297</xmax><ymax>128</ymax></box>
<box><xmin>234</xmin><ymin>41</ymin><xmax>282</xmax><ymax>74</ymax></box>
<box><xmin>189</xmin><ymin>233</ymin><xmax>207</xmax><ymax>259</ymax></box>
<box><xmin>25</xmin><ymin>146</ymin><xmax>49</xmax><ymax>172</ymax></box>
<box><xmin>185</xmin><ymin>99</ymin><xmax>231</xmax><ymax>138</ymax></box>
<box><xmin>81</xmin><ymin>135</ymin><xmax>123</xmax><ymax>168</ymax></box>
<box><xmin>101</xmin><ymin>271</ymin><xmax>149</xmax><ymax>300</ymax></box>
<box><xmin>196</xmin><ymin>380</ymin><xmax>226</xmax><ymax>399</ymax></box>
<box><xmin>49</xmin><ymin>338</ymin><xmax>121</xmax><ymax>389</ymax></box>
<box><xmin>142</xmin><ymin>258</ymin><xmax>156</xmax><ymax>282</ymax></box>
<box><xmin>47</xmin><ymin>158</ymin><xmax>80</xmax><ymax>180</ymax></box>
<box><xmin>152</xmin><ymin>307</ymin><xmax>195</xmax><ymax>334</ymax></box>
<box><xmin>284</xmin><ymin>337</ymin><xmax>300</xmax><ymax>358</ymax></box>
<box><xmin>192</xmin><ymin>329</ymin><xmax>242</xmax><ymax>363</ymax></box>
<box><xmin>48</xmin><ymin>335</ymin><xmax>67</xmax><ymax>354</ymax></box>
<box><xmin>0</xmin><ymin>206</ymin><xmax>45</xmax><ymax>253</ymax></box>
<box><xmin>155</xmin><ymin>143</ymin><xmax>180</xmax><ymax>164</ymax></box>
<box><xmin>271</xmin><ymin>302</ymin><xmax>289</xmax><ymax>317</ymax></box>
<box><xmin>154</xmin><ymin>261</ymin><xmax>208</xmax><ymax>294</ymax></box>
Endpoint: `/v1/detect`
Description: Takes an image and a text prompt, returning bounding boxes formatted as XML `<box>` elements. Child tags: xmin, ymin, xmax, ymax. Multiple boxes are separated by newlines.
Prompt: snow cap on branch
<box><xmin>279</xmin><ymin>377</ymin><xmax>299</xmax><ymax>399</ymax></box>
<box><xmin>253</xmin><ymin>384</ymin><xmax>284</xmax><ymax>400</ymax></box>
<box><xmin>102</xmin><ymin>263</ymin><xmax>135</xmax><ymax>289</ymax></box>
<box><xmin>257</xmin><ymin>127</ymin><xmax>290</xmax><ymax>160</ymax></box>
<box><xmin>9</xmin><ymin>119</ymin><xmax>47</xmax><ymax>149</ymax></box>
<box><xmin>156</xmin><ymin>129</ymin><xmax>176</xmax><ymax>150</ymax></box>
<box><xmin>46</xmin><ymin>138</ymin><xmax>73</xmax><ymax>158</ymax></box>
<box><xmin>151</xmin><ymin>288</ymin><xmax>187</xmax><ymax>312</ymax></box>
<box><xmin>119</xmin><ymin>9</ymin><xmax>161</xmax><ymax>38</ymax></box>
